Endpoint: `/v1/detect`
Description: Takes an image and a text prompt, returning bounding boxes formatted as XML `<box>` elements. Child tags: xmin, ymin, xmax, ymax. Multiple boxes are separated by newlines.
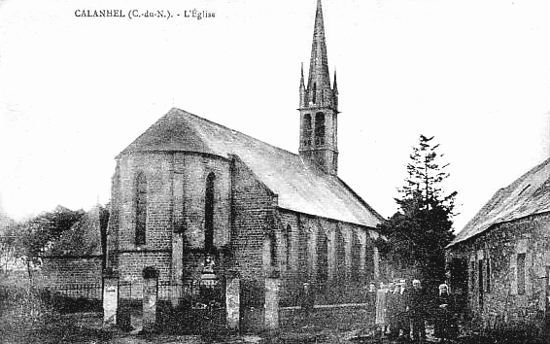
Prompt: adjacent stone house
<box><xmin>41</xmin><ymin>205</ymin><xmax>108</xmax><ymax>298</ymax></box>
<box><xmin>446</xmin><ymin>158</ymin><xmax>550</xmax><ymax>329</ymax></box>
<box><xmin>106</xmin><ymin>0</ymin><xmax>386</xmax><ymax>316</ymax></box>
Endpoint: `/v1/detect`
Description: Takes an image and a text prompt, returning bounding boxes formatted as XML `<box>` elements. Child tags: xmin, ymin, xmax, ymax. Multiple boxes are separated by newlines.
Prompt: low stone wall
<box><xmin>280</xmin><ymin>303</ymin><xmax>369</xmax><ymax>330</ymax></box>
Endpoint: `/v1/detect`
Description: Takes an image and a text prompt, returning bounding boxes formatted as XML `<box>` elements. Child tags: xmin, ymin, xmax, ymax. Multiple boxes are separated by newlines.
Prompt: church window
<box><xmin>270</xmin><ymin>232</ymin><xmax>277</xmax><ymax>267</ymax></box>
<box><xmin>205</xmin><ymin>172</ymin><xmax>215</xmax><ymax>253</ymax></box>
<box><xmin>312</xmin><ymin>83</ymin><xmax>317</xmax><ymax>104</ymax></box>
<box><xmin>351</xmin><ymin>233</ymin><xmax>361</xmax><ymax>281</ymax></box>
<box><xmin>315</xmin><ymin>112</ymin><xmax>325</xmax><ymax>145</ymax></box>
<box><xmin>365</xmin><ymin>242</ymin><xmax>374</xmax><ymax>281</ymax></box>
<box><xmin>317</xmin><ymin>232</ymin><xmax>328</xmax><ymax>289</ymax></box>
<box><xmin>336</xmin><ymin>227</ymin><xmax>345</xmax><ymax>283</ymax></box>
<box><xmin>285</xmin><ymin>225</ymin><xmax>291</xmax><ymax>269</ymax></box>
<box><xmin>135</xmin><ymin>172</ymin><xmax>147</xmax><ymax>246</ymax></box>
<box><xmin>303</xmin><ymin>114</ymin><xmax>312</xmax><ymax>146</ymax></box>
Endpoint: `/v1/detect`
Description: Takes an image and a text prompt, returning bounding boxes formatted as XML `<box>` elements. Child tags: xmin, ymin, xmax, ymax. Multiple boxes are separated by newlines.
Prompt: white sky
<box><xmin>0</xmin><ymin>0</ymin><xmax>548</xmax><ymax>234</ymax></box>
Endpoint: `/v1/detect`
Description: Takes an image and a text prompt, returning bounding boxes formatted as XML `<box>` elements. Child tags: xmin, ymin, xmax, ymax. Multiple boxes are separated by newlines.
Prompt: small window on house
<box><xmin>517</xmin><ymin>253</ymin><xmax>526</xmax><ymax>295</ymax></box>
<box><xmin>205</xmin><ymin>173</ymin><xmax>215</xmax><ymax>253</ymax></box>
<box><xmin>135</xmin><ymin>172</ymin><xmax>147</xmax><ymax>246</ymax></box>
<box><xmin>315</xmin><ymin>112</ymin><xmax>325</xmax><ymax>145</ymax></box>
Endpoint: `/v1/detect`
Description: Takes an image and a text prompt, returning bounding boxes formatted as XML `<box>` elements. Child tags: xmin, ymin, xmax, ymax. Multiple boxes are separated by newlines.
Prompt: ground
<box><xmin>1</xmin><ymin>310</ymin><xmax>546</xmax><ymax>344</ymax></box>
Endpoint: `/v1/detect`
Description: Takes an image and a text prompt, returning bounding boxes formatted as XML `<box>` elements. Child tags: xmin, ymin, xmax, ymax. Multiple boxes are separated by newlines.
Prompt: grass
<box><xmin>0</xmin><ymin>281</ymin><xmax>112</xmax><ymax>344</ymax></box>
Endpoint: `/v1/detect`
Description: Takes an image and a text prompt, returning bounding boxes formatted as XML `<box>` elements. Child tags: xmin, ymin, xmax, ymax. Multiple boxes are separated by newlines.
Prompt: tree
<box><xmin>9</xmin><ymin>206</ymin><xmax>85</xmax><ymax>283</ymax></box>
<box><xmin>378</xmin><ymin>135</ymin><xmax>457</xmax><ymax>291</ymax></box>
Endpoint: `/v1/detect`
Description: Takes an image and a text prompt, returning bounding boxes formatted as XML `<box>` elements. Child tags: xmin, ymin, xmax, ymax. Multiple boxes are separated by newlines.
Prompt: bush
<box><xmin>0</xmin><ymin>285</ymin><xmax>56</xmax><ymax>342</ymax></box>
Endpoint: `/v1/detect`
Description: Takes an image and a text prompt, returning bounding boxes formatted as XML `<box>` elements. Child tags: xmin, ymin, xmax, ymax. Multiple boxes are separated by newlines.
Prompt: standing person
<box><xmin>434</xmin><ymin>284</ymin><xmax>456</xmax><ymax>342</ymax></box>
<box><xmin>375</xmin><ymin>282</ymin><xmax>388</xmax><ymax>337</ymax></box>
<box><xmin>395</xmin><ymin>279</ymin><xmax>411</xmax><ymax>341</ymax></box>
<box><xmin>364</xmin><ymin>282</ymin><xmax>377</xmax><ymax>335</ymax></box>
<box><xmin>387</xmin><ymin>282</ymin><xmax>399</xmax><ymax>339</ymax></box>
<box><xmin>409</xmin><ymin>279</ymin><xmax>427</xmax><ymax>343</ymax></box>
<box><xmin>299</xmin><ymin>282</ymin><xmax>315</xmax><ymax>327</ymax></box>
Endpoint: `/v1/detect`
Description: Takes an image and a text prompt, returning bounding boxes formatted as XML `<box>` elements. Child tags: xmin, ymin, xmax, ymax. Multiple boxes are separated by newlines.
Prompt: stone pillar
<box><xmin>102</xmin><ymin>273</ymin><xmax>118</xmax><ymax>328</ymax></box>
<box><xmin>142</xmin><ymin>269</ymin><xmax>158</xmax><ymax>332</ymax></box>
<box><xmin>171</xmin><ymin>233</ymin><xmax>184</xmax><ymax>307</ymax></box>
<box><xmin>265</xmin><ymin>277</ymin><xmax>280</xmax><ymax>330</ymax></box>
<box><xmin>226</xmin><ymin>277</ymin><xmax>240</xmax><ymax>331</ymax></box>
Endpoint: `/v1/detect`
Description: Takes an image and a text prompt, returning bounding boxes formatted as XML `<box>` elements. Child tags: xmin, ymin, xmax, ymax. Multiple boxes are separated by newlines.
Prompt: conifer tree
<box><xmin>378</xmin><ymin>135</ymin><xmax>457</xmax><ymax>291</ymax></box>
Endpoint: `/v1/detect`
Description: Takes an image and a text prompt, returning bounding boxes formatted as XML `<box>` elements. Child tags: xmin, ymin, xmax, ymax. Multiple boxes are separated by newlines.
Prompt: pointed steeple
<box><xmin>299</xmin><ymin>0</ymin><xmax>339</xmax><ymax>175</ymax></box>
<box><xmin>333</xmin><ymin>69</ymin><xmax>338</xmax><ymax>94</ymax></box>
<box><xmin>307</xmin><ymin>0</ymin><xmax>332</xmax><ymax>104</ymax></box>
<box><xmin>299</xmin><ymin>62</ymin><xmax>306</xmax><ymax>108</ymax></box>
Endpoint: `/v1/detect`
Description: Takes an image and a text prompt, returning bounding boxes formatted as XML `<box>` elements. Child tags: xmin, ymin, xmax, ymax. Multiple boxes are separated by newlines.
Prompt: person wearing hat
<box><xmin>434</xmin><ymin>283</ymin><xmax>456</xmax><ymax>342</ymax></box>
<box><xmin>395</xmin><ymin>279</ymin><xmax>411</xmax><ymax>341</ymax></box>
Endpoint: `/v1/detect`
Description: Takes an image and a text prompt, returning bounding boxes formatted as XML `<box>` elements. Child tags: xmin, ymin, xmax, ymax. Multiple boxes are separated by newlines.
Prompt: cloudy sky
<box><xmin>0</xmin><ymin>0</ymin><xmax>548</xmax><ymax>233</ymax></box>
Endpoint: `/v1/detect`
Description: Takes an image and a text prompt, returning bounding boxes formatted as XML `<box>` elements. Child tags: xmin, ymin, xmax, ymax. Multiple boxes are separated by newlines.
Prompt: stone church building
<box><xmin>106</xmin><ymin>0</ymin><xmax>385</xmax><ymax>312</ymax></box>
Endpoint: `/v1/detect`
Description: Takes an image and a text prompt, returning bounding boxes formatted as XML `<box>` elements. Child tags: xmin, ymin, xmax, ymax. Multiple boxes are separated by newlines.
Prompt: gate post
<box><xmin>226</xmin><ymin>276</ymin><xmax>240</xmax><ymax>331</ymax></box>
<box><xmin>142</xmin><ymin>267</ymin><xmax>159</xmax><ymax>332</ymax></box>
<box><xmin>102</xmin><ymin>270</ymin><xmax>119</xmax><ymax>328</ymax></box>
<box><xmin>265</xmin><ymin>276</ymin><xmax>280</xmax><ymax>331</ymax></box>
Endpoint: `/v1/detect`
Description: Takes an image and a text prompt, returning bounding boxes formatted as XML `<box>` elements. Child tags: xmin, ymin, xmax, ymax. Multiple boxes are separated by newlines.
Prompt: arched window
<box><xmin>270</xmin><ymin>232</ymin><xmax>277</xmax><ymax>267</ymax></box>
<box><xmin>303</xmin><ymin>114</ymin><xmax>312</xmax><ymax>146</ymax></box>
<box><xmin>336</xmin><ymin>227</ymin><xmax>346</xmax><ymax>284</ymax></box>
<box><xmin>315</xmin><ymin>112</ymin><xmax>325</xmax><ymax>145</ymax></box>
<box><xmin>312</xmin><ymin>83</ymin><xmax>317</xmax><ymax>104</ymax></box>
<box><xmin>365</xmin><ymin>241</ymin><xmax>374</xmax><ymax>282</ymax></box>
<box><xmin>135</xmin><ymin>172</ymin><xmax>147</xmax><ymax>246</ymax></box>
<box><xmin>205</xmin><ymin>173</ymin><xmax>215</xmax><ymax>253</ymax></box>
<box><xmin>285</xmin><ymin>225</ymin><xmax>292</xmax><ymax>268</ymax></box>
<box><xmin>317</xmin><ymin>232</ymin><xmax>328</xmax><ymax>288</ymax></box>
<box><xmin>351</xmin><ymin>233</ymin><xmax>361</xmax><ymax>281</ymax></box>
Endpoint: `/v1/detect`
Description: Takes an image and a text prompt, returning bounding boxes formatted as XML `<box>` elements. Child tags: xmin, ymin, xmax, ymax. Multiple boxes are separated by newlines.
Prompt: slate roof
<box><xmin>120</xmin><ymin>108</ymin><xmax>383</xmax><ymax>228</ymax></box>
<box><xmin>448</xmin><ymin>157</ymin><xmax>550</xmax><ymax>247</ymax></box>
<box><xmin>46</xmin><ymin>205</ymin><xmax>103</xmax><ymax>257</ymax></box>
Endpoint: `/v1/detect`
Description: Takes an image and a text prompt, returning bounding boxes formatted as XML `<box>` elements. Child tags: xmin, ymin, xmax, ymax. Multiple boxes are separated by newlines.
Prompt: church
<box><xmin>106</xmin><ymin>0</ymin><xmax>386</xmax><ymax>316</ymax></box>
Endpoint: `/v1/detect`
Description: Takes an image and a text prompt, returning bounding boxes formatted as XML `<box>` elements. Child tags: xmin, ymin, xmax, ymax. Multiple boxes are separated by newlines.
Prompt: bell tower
<box><xmin>299</xmin><ymin>0</ymin><xmax>339</xmax><ymax>175</ymax></box>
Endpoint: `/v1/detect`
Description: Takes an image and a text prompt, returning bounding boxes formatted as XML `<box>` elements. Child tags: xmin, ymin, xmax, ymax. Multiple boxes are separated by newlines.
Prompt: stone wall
<box><xmin>108</xmin><ymin>151</ymin><xmax>232</xmax><ymax>298</ymax></box>
<box><xmin>447</xmin><ymin>212</ymin><xmax>550</xmax><ymax>328</ymax></box>
<box><xmin>41</xmin><ymin>256</ymin><xmax>103</xmax><ymax>298</ymax></box>
<box><xmin>230</xmin><ymin>155</ymin><xmax>277</xmax><ymax>307</ymax></box>
<box><xmin>280</xmin><ymin>303</ymin><xmax>369</xmax><ymax>330</ymax></box>
<box><xmin>276</xmin><ymin>209</ymin><xmax>380</xmax><ymax>306</ymax></box>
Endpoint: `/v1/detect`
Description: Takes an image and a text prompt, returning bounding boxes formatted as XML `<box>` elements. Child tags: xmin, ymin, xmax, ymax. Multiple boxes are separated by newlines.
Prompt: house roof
<box><xmin>448</xmin><ymin>157</ymin><xmax>550</xmax><ymax>247</ymax></box>
<box><xmin>46</xmin><ymin>205</ymin><xmax>103</xmax><ymax>257</ymax></box>
<box><xmin>120</xmin><ymin>108</ymin><xmax>383</xmax><ymax>228</ymax></box>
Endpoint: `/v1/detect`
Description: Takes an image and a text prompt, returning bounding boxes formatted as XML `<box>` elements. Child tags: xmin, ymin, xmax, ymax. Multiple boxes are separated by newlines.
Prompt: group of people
<box><xmin>365</xmin><ymin>279</ymin><xmax>457</xmax><ymax>343</ymax></box>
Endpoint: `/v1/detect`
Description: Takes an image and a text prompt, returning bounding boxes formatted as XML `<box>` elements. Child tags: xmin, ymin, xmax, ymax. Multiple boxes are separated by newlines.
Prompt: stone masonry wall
<box><xmin>41</xmin><ymin>257</ymin><xmax>103</xmax><ymax>299</ymax></box>
<box><xmin>109</xmin><ymin>151</ymin><xmax>232</xmax><ymax>298</ymax></box>
<box><xmin>277</xmin><ymin>209</ymin><xmax>379</xmax><ymax>306</ymax></box>
<box><xmin>447</xmin><ymin>212</ymin><xmax>550</xmax><ymax>328</ymax></box>
<box><xmin>230</xmin><ymin>155</ymin><xmax>277</xmax><ymax>308</ymax></box>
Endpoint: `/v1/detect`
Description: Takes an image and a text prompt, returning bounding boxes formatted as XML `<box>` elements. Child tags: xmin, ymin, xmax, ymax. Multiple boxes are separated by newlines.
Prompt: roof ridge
<box><xmin>500</xmin><ymin>157</ymin><xmax>550</xmax><ymax>191</ymax></box>
<box><xmin>336</xmin><ymin>177</ymin><xmax>385</xmax><ymax>223</ymax></box>
<box><xmin>172</xmin><ymin>108</ymin><xmax>303</xmax><ymax>159</ymax></box>
<box><xmin>449</xmin><ymin>157</ymin><xmax>550</xmax><ymax>247</ymax></box>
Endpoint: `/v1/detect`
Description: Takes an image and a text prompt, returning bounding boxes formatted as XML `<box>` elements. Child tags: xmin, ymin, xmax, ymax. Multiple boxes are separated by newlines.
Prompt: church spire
<box><xmin>307</xmin><ymin>0</ymin><xmax>332</xmax><ymax>104</ymax></box>
<box><xmin>299</xmin><ymin>0</ymin><xmax>339</xmax><ymax>175</ymax></box>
